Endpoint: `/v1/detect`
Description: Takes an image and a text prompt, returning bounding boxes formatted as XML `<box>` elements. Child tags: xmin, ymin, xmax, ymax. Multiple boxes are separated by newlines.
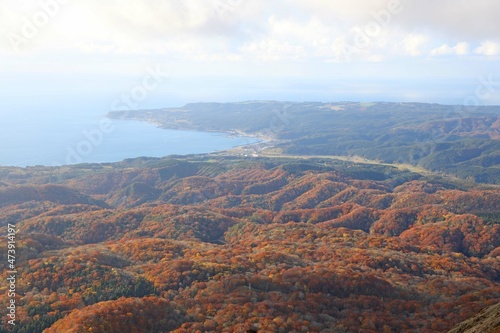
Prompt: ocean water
<box><xmin>0</xmin><ymin>95</ymin><xmax>259</xmax><ymax>167</ymax></box>
<box><xmin>1</xmin><ymin>76</ymin><xmax>481</xmax><ymax>168</ymax></box>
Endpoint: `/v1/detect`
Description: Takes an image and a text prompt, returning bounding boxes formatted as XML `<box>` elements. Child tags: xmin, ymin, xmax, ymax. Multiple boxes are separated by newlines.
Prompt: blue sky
<box><xmin>1</xmin><ymin>0</ymin><xmax>500</xmax><ymax>107</ymax></box>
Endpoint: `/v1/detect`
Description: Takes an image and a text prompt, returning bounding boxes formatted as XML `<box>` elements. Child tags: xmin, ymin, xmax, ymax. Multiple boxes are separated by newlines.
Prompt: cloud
<box><xmin>431</xmin><ymin>42</ymin><xmax>469</xmax><ymax>56</ymax></box>
<box><xmin>240</xmin><ymin>16</ymin><xmax>345</xmax><ymax>61</ymax></box>
<box><xmin>474</xmin><ymin>41</ymin><xmax>500</xmax><ymax>56</ymax></box>
<box><xmin>401</xmin><ymin>34</ymin><xmax>428</xmax><ymax>57</ymax></box>
<box><xmin>0</xmin><ymin>0</ymin><xmax>499</xmax><ymax>64</ymax></box>
<box><xmin>0</xmin><ymin>0</ymin><xmax>264</xmax><ymax>54</ymax></box>
<box><xmin>382</xmin><ymin>0</ymin><xmax>500</xmax><ymax>41</ymax></box>
<box><xmin>289</xmin><ymin>0</ymin><xmax>500</xmax><ymax>40</ymax></box>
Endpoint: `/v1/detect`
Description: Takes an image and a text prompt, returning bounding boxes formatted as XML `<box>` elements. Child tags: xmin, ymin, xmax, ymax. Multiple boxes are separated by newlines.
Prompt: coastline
<box><xmin>107</xmin><ymin>115</ymin><xmax>280</xmax><ymax>157</ymax></box>
<box><xmin>0</xmin><ymin>117</ymin><xmax>264</xmax><ymax>168</ymax></box>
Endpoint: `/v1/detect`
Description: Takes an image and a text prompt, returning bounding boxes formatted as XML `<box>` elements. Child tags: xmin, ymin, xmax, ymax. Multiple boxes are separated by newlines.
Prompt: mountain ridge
<box><xmin>108</xmin><ymin>101</ymin><xmax>500</xmax><ymax>184</ymax></box>
<box><xmin>0</xmin><ymin>155</ymin><xmax>499</xmax><ymax>332</ymax></box>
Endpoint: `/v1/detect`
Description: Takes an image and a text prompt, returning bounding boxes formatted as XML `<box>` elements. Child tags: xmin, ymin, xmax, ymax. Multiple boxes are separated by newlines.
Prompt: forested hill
<box><xmin>108</xmin><ymin>101</ymin><xmax>500</xmax><ymax>184</ymax></box>
<box><xmin>0</xmin><ymin>155</ymin><xmax>499</xmax><ymax>332</ymax></box>
<box><xmin>448</xmin><ymin>302</ymin><xmax>500</xmax><ymax>333</ymax></box>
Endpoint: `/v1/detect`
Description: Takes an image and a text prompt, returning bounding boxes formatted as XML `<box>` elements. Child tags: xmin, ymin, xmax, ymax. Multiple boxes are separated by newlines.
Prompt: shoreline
<box><xmin>0</xmin><ymin>118</ymin><xmax>266</xmax><ymax>168</ymax></box>
<box><xmin>108</xmin><ymin>115</ymin><xmax>280</xmax><ymax>157</ymax></box>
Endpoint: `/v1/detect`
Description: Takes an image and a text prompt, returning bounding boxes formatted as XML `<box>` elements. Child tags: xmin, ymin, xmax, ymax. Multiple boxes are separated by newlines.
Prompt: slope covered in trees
<box><xmin>448</xmin><ymin>302</ymin><xmax>500</xmax><ymax>333</ymax></box>
<box><xmin>108</xmin><ymin>101</ymin><xmax>500</xmax><ymax>184</ymax></box>
<box><xmin>0</xmin><ymin>156</ymin><xmax>499</xmax><ymax>332</ymax></box>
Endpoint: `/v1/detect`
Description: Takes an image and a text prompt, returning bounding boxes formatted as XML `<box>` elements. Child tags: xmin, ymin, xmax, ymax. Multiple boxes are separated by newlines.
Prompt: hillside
<box><xmin>108</xmin><ymin>101</ymin><xmax>500</xmax><ymax>184</ymax></box>
<box><xmin>0</xmin><ymin>155</ymin><xmax>499</xmax><ymax>332</ymax></box>
<box><xmin>448</xmin><ymin>303</ymin><xmax>500</xmax><ymax>333</ymax></box>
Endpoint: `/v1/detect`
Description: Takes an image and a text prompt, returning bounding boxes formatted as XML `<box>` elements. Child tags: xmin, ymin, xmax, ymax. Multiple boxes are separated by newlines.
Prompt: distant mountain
<box><xmin>0</xmin><ymin>184</ymin><xmax>108</xmax><ymax>208</ymax></box>
<box><xmin>109</xmin><ymin>101</ymin><xmax>500</xmax><ymax>184</ymax></box>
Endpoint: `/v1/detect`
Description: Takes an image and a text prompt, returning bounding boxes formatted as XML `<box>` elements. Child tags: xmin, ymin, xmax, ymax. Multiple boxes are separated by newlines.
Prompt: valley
<box><xmin>0</xmin><ymin>153</ymin><xmax>499</xmax><ymax>332</ymax></box>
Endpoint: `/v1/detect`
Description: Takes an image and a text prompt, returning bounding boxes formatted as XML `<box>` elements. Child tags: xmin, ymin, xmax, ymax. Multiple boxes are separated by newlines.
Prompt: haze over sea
<box><xmin>1</xmin><ymin>76</ymin><xmax>492</xmax><ymax>168</ymax></box>
<box><xmin>0</xmin><ymin>92</ymin><xmax>260</xmax><ymax>168</ymax></box>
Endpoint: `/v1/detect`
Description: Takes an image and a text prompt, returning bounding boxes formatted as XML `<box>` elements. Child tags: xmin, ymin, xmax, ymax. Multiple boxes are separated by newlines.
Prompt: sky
<box><xmin>1</xmin><ymin>0</ymin><xmax>500</xmax><ymax>107</ymax></box>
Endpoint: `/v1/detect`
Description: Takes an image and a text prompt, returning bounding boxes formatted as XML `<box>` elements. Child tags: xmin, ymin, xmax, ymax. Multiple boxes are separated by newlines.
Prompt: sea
<box><xmin>0</xmin><ymin>94</ymin><xmax>259</xmax><ymax>168</ymax></box>
<box><xmin>1</xmin><ymin>77</ymin><xmax>485</xmax><ymax>168</ymax></box>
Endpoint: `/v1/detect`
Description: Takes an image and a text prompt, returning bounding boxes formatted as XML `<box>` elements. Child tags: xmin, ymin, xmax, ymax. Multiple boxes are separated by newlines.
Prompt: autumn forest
<box><xmin>0</xmin><ymin>154</ymin><xmax>499</xmax><ymax>332</ymax></box>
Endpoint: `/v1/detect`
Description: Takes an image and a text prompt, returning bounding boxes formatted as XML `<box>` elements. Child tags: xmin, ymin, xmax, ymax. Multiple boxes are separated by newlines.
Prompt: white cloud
<box><xmin>387</xmin><ymin>0</ymin><xmax>500</xmax><ymax>41</ymax></box>
<box><xmin>454</xmin><ymin>42</ymin><xmax>469</xmax><ymax>55</ymax></box>
<box><xmin>401</xmin><ymin>34</ymin><xmax>428</xmax><ymax>57</ymax></box>
<box><xmin>431</xmin><ymin>42</ymin><xmax>469</xmax><ymax>56</ymax></box>
<box><xmin>240</xmin><ymin>16</ymin><xmax>342</xmax><ymax>61</ymax></box>
<box><xmin>0</xmin><ymin>0</ymin><xmax>499</xmax><ymax>64</ymax></box>
<box><xmin>474</xmin><ymin>41</ymin><xmax>500</xmax><ymax>56</ymax></box>
<box><xmin>0</xmin><ymin>0</ymin><xmax>263</xmax><ymax>55</ymax></box>
<box><xmin>241</xmin><ymin>39</ymin><xmax>307</xmax><ymax>62</ymax></box>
